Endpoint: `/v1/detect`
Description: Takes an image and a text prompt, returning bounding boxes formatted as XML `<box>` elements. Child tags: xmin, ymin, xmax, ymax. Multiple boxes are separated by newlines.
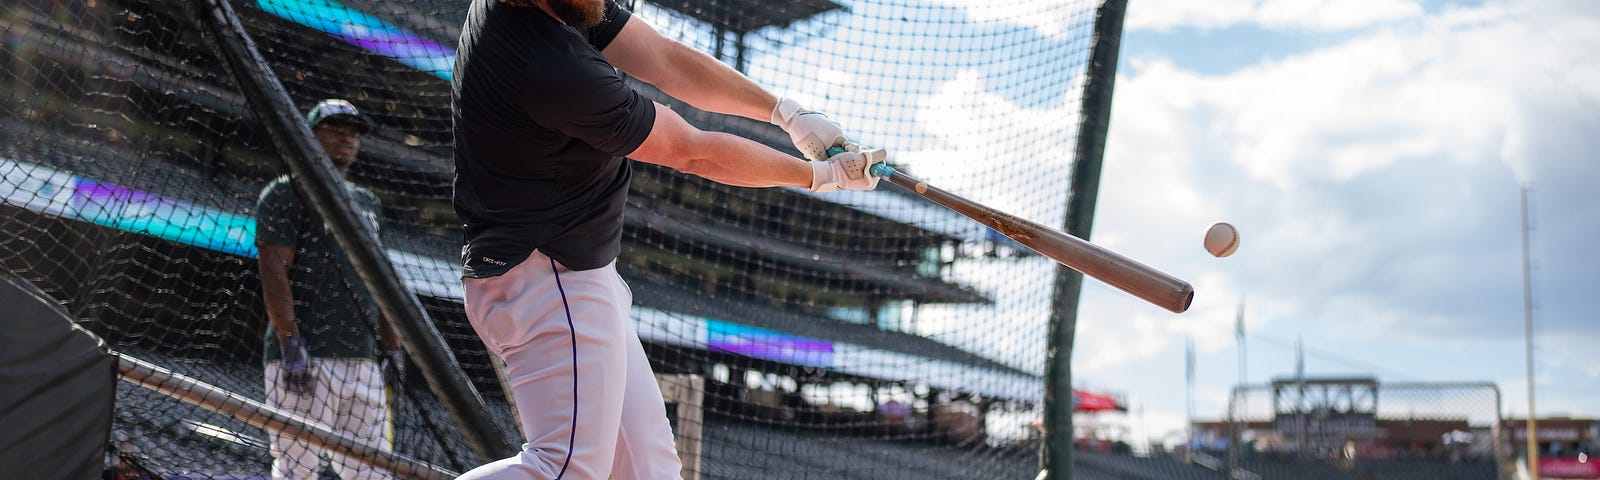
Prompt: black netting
<box><xmin>2</xmin><ymin>0</ymin><xmax>1105</xmax><ymax>477</ymax></box>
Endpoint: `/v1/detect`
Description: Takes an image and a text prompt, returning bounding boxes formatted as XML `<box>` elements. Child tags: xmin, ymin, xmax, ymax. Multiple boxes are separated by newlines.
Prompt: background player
<box><xmin>450</xmin><ymin>0</ymin><xmax>884</xmax><ymax>478</ymax></box>
<box><xmin>256</xmin><ymin>99</ymin><xmax>406</xmax><ymax>480</ymax></box>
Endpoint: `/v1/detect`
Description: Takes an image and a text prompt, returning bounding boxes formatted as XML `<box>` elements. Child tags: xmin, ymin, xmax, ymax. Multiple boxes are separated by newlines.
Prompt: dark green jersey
<box><xmin>256</xmin><ymin>175</ymin><xmax>383</xmax><ymax>361</ymax></box>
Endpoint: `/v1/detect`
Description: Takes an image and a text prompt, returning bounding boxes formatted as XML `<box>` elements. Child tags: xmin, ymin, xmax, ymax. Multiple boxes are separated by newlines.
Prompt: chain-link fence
<box><xmin>1217</xmin><ymin>380</ymin><xmax>1507</xmax><ymax>480</ymax></box>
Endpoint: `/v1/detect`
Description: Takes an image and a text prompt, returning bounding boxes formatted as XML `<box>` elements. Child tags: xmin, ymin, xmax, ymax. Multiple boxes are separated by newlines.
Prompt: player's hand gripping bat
<box><xmin>833</xmin><ymin>147</ymin><xmax>1194</xmax><ymax>313</ymax></box>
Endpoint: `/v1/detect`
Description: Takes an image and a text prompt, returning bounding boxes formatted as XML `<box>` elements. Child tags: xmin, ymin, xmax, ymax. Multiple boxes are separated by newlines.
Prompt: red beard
<box><xmin>548</xmin><ymin>0</ymin><xmax>604</xmax><ymax>28</ymax></box>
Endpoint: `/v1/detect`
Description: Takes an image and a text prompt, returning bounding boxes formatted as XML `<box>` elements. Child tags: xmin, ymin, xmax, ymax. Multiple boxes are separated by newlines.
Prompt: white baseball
<box><xmin>1204</xmin><ymin>221</ymin><xmax>1240</xmax><ymax>257</ymax></box>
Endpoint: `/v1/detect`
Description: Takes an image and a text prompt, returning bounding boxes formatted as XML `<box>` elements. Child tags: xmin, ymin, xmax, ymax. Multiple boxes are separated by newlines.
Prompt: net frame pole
<box><xmin>115</xmin><ymin>352</ymin><xmax>459</xmax><ymax>480</ymax></box>
<box><xmin>186</xmin><ymin>0</ymin><xmax>515</xmax><ymax>462</ymax></box>
<box><xmin>1043</xmin><ymin>0</ymin><xmax>1128</xmax><ymax>478</ymax></box>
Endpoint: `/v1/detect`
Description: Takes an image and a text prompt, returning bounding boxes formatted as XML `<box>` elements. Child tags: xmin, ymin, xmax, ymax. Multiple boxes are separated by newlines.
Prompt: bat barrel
<box><xmin>883</xmin><ymin>169</ymin><xmax>1195</xmax><ymax>314</ymax></box>
<box><xmin>1051</xmin><ymin>237</ymin><xmax>1195</xmax><ymax>313</ymax></box>
<box><xmin>989</xmin><ymin>208</ymin><xmax>1193</xmax><ymax>313</ymax></box>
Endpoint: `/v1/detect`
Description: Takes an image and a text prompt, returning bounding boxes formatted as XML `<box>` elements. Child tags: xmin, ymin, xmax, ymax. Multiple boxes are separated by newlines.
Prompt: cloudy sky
<box><xmin>1071</xmin><ymin>0</ymin><xmax>1600</xmax><ymax>441</ymax></box>
<box><xmin>638</xmin><ymin>0</ymin><xmax>1598</xmax><ymax>442</ymax></box>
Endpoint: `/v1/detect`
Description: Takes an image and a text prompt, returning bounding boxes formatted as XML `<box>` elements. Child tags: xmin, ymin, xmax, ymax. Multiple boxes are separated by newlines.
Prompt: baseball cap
<box><xmin>305</xmin><ymin>99</ymin><xmax>373</xmax><ymax>134</ymax></box>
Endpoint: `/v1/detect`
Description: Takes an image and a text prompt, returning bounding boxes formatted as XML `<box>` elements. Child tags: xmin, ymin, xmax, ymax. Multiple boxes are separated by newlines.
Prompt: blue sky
<box><xmin>1071</xmin><ymin>0</ymin><xmax>1600</xmax><ymax>442</ymax></box>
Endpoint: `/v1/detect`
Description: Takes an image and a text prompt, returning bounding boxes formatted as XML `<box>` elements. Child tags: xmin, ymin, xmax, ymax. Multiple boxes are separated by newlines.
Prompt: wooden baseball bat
<box><xmin>859</xmin><ymin>159</ymin><xmax>1194</xmax><ymax>313</ymax></box>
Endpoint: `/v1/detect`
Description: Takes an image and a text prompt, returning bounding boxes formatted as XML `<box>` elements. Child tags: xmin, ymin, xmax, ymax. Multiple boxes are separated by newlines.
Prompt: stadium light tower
<box><xmin>1521</xmin><ymin>185</ymin><xmax>1539</xmax><ymax>480</ymax></box>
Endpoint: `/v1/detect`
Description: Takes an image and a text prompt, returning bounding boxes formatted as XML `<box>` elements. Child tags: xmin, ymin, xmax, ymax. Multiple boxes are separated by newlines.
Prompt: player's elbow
<box><xmin>652</xmin><ymin>135</ymin><xmax>718</xmax><ymax>177</ymax></box>
<box><xmin>629</xmin><ymin>113</ymin><xmax>718</xmax><ymax>174</ymax></box>
<box><xmin>669</xmin><ymin>155</ymin><xmax>717</xmax><ymax>178</ymax></box>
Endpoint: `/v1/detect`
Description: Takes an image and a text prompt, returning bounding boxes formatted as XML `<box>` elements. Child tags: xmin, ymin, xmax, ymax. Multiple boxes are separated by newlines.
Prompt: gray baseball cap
<box><xmin>306</xmin><ymin>99</ymin><xmax>372</xmax><ymax>133</ymax></box>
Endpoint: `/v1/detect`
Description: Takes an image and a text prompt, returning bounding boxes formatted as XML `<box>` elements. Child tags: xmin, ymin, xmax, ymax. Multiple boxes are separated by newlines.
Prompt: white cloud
<box><xmin>1182</xmin><ymin>24</ymin><xmax>1542</xmax><ymax>189</ymax></box>
<box><xmin>907</xmin><ymin>70</ymin><xmax>1082</xmax><ymax>221</ymax></box>
<box><xmin>1128</xmin><ymin>0</ymin><xmax>1424</xmax><ymax>32</ymax></box>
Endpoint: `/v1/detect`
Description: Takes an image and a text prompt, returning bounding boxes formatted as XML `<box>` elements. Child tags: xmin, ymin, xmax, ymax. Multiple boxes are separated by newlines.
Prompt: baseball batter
<box><xmin>450</xmin><ymin>0</ymin><xmax>884</xmax><ymax>478</ymax></box>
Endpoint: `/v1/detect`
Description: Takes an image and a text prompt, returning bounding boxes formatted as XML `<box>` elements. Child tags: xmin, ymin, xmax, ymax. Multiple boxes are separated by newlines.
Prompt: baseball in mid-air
<box><xmin>1204</xmin><ymin>221</ymin><xmax>1240</xmax><ymax>257</ymax></box>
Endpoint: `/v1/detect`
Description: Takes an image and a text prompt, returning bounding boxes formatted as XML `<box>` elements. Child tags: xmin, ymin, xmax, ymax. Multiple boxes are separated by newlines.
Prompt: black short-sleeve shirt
<box><xmin>452</xmin><ymin>0</ymin><xmax>656</xmax><ymax>277</ymax></box>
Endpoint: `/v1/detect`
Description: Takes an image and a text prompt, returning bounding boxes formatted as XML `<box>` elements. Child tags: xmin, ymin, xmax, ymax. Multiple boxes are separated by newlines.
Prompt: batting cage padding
<box><xmin>0</xmin><ymin>273</ymin><xmax>116</xmax><ymax>480</ymax></box>
<box><xmin>2</xmin><ymin>0</ymin><xmax>1107</xmax><ymax>477</ymax></box>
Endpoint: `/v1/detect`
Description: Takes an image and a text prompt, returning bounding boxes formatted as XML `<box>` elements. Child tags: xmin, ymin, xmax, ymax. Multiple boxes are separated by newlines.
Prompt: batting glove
<box><xmin>279</xmin><ymin>335</ymin><xmax>315</xmax><ymax>395</ymax></box>
<box><xmin>810</xmin><ymin>144</ymin><xmax>886</xmax><ymax>192</ymax></box>
<box><xmin>771</xmin><ymin>97</ymin><xmax>849</xmax><ymax>161</ymax></box>
<box><xmin>380</xmin><ymin>349</ymin><xmax>406</xmax><ymax>389</ymax></box>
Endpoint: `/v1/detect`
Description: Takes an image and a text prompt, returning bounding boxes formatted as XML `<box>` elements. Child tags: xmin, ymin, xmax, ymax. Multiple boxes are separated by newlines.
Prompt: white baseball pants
<box><xmin>456</xmin><ymin>250</ymin><xmax>681</xmax><ymax>480</ymax></box>
<box><xmin>264</xmin><ymin>357</ymin><xmax>391</xmax><ymax>480</ymax></box>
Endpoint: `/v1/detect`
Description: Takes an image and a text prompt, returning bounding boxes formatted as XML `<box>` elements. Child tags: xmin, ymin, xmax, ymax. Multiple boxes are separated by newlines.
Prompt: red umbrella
<box><xmin>1072</xmin><ymin>389</ymin><xmax>1124</xmax><ymax>412</ymax></box>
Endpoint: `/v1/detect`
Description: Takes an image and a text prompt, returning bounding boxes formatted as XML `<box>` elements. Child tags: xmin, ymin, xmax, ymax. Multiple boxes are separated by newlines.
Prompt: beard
<box><xmin>547</xmin><ymin>0</ymin><xmax>604</xmax><ymax>28</ymax></box>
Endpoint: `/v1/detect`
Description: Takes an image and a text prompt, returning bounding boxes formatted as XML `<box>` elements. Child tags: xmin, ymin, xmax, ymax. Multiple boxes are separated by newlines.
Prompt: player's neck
<box><xmin>533</xmin><ymin>1</ymin><xmax>561</xmax><ymax>24</ymax></box>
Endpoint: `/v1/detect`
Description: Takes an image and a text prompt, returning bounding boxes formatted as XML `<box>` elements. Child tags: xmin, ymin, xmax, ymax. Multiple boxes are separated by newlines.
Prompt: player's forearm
<box><xmin>671</xmin><ymin>132</ymin><xmax>811</xmax><ymax>188</ymax></box>
<box><xmin>260</xmin><ymin>286</ymin><xmax>299</xmax><ymax>339</ymax></box>
<box><xmin>256</xmin><ymin>250</ymin><xmax>299</xmax><ymax>340</ymax></box>
<box><xmin>652</xmin><ymin>43</ymin><xmax>776</xmax><ymax>123</ymax></box>
<box><xmin>605</xmin><ymin>16</ymin><xmax>777</xmax><ymax>121</ymax></box>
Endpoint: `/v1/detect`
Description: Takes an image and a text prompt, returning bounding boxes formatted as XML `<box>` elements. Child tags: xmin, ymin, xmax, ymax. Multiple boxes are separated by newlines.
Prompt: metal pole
<box><xmin>1235</xmin><ymin>299</ymin><xmax>1246</xmax><ymax>464</ymax></box>
<box><xmin>1226</xmin><ymin>386</ymin><xmax>1239</xmax><ymax>477</ymax></box>
<box><xmin>116</xmin><ymin>353</ymin><xmax>458</xmax><ymax>480</ymax></box>
<box><xmin>1042</xmin><ymin>1</ymin><xmax>1127</xmax><ymax>478</ymax></box>
<box><xmin>1521</xmin><ymin>186</ymin><xmax>1539</xmax><ymax>480</ymax></box>
<box><xmin>1186</xmin><ymin>337</ymin><xmax>1195</xmax><ymax>463</ymax></box>
<box><xmin>1296</xmin><ymin>337</ymin><xmax>1306</xmax><ymax>460</ymax></box>
<box><xmin>1492</xmin><ymin>385</ymin><xmax>1512</xmax><ymax>480</ymax></box>
<box><xmin>1237</xmin><ymin>299</ymin><xmax>1246</xmax><ymax>394</ymax></box>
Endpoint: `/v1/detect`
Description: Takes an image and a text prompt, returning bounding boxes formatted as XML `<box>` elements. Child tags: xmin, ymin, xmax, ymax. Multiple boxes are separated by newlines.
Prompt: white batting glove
<box><xmin>810</xmin><ymin>144</ymin><xmax>886</xmax><ymax>192</ymax></box>
<box><xmin>771</xmin><ymin>97</ymin><xmax>848</xmax><ymax>161</ymax></box>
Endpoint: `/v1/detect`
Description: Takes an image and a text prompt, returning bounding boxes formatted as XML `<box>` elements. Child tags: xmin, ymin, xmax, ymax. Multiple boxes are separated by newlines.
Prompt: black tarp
<box><xmin>0</xmin><ymin>273</ymin><xmax>116</xmax><ymax>479</ymax></box>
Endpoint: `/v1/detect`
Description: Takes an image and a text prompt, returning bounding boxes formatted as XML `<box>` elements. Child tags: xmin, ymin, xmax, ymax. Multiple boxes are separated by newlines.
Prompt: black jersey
<box><xmin>452</xmin><ymin>0</ymin><xmax>656</xmax><ymax>277</ymax></box>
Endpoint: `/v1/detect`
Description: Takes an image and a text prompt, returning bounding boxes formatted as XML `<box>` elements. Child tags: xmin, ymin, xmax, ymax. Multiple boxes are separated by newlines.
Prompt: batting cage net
<box><xmin>0</xmin><ymin>0</ymin><xmax>1103</xmax><ymax>477</ymax></box>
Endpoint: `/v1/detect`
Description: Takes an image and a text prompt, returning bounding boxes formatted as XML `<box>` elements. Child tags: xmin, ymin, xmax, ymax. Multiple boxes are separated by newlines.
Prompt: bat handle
<box><xmin>826</xmin><ymin>146</ymin><xmax>897</xmax><ymax>178</ymax></box>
